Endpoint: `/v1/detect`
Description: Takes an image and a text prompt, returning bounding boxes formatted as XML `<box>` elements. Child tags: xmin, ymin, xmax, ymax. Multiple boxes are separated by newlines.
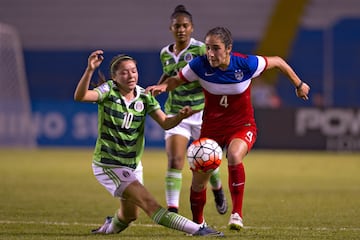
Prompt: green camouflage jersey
<box><xmin>92</xmin><ymin>80</ymin><xmax>160</xmax><ymax>169</ymax></box>
<box><xmin>160</xmin><ymin>38</ymin><xmax>205</xmax><ymax>114</ymax></box>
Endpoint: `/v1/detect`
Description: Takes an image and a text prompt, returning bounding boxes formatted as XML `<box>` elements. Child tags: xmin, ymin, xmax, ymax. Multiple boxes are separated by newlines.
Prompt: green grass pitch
<box><xmin>0</xmin><ymin>148</ymin><xmax>359</xmax><ymax>239</ymax></box>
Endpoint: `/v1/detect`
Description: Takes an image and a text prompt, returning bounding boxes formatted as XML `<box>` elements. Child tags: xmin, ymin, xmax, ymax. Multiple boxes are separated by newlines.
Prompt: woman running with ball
<box><xmin>147</xmin><ymin>26</ymin><xmax>310</xmax><ymax>230</ymax></box>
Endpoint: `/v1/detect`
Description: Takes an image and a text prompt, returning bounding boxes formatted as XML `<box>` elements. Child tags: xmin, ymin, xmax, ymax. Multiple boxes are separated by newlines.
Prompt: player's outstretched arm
<box><xmin>150</xmin><ymin>106</ymin><xmax>197</xmax><ymax>130</ymax></box>
<box><xmin>266</xmin><ymin>56</ymin><xmax>310</xmax><ymax>100</ymax></box>
<box><xmin>146</xmin><ymin>75</ymin><xmax>185</xmax><ymax>96</ymax></box>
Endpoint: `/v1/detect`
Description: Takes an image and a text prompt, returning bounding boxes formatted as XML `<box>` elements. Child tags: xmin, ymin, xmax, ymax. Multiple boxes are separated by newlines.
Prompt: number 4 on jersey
<box><xmin>220</xmin><ymin>95</ymin><xmax>229</xmax><ymax>108</ymax></box>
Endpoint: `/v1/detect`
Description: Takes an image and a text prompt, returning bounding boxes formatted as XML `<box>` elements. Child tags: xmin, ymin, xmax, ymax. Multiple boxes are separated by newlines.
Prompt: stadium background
<box><xmin>0</xmin><ymin>0</ymin><xmax>359</xmax><ymax>151</ymax></box>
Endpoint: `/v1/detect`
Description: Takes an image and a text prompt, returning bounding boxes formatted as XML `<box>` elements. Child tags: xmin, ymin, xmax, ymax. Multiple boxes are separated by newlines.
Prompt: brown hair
<box><xmin>206</xmin><ymin>27</ymin><xmax>233</xmax><ymax>48</ymax></box>
<box><xmin>94</xmin><ymin>54</ymin><xmax>136</xmax><ymax>87</ymax></box>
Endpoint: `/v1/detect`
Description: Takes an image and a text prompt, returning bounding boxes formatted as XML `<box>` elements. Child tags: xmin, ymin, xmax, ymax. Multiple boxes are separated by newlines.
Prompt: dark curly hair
<box><xmin>171</xmin><ymin>4</ymin><xmax>193</xmax><ymax>23</ymax></box>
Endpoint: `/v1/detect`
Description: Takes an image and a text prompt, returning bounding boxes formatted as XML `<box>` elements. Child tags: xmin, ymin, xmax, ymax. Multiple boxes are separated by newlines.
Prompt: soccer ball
<box><xmin>187</xmin><ymin>138</ymin><xmax>222</xmax><ymax>173</ymax></box>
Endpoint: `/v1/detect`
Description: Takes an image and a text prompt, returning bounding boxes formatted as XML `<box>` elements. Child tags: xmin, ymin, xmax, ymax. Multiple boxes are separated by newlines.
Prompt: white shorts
<box><xmin>164</xmin><ymin>110</ymin><xmax>203</xmax><ymax>140</ymax></box>
<box><xmin>92</xmin><ymin>162</ymin><xmax>143</xmax><ymax>198</ymax></box>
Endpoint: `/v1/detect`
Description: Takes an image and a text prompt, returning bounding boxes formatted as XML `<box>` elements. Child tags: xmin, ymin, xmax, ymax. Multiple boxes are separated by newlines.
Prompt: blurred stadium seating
<box><xmin>0</xmin><ymin>0</ymin><xmax>359</xmax><ymax>149</ymax></box>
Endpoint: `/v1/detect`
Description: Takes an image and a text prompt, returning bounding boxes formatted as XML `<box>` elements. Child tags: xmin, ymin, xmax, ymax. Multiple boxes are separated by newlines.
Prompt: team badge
<box><xmin>234</xmin><ymin>69</ymin><xmax>244</xmax><ymax>80</ymax></box>
<box><xmin>122</xmin><ymin>170</ymin><xmax>130</xmax><ymax>178</ymax></box>
<box><xmin>184</xmin><ymin>53</ymin><xmax>193</xmax><ymax>62</ymax></box>
<box><xmin>134</xmin><ymin>101</ymin><xmax>144</xmax><ymax>112</ymax></box>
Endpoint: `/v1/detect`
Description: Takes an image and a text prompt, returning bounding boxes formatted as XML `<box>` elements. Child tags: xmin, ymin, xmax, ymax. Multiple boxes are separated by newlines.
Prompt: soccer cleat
<box><xmin>91</xmin><ymin>216</ymin><xmax>113</xmax><ymax>234</ymax></box>
<box><xmin>213</xmin><ymin>188</ymin><xmax>228</xmax><ymax>215</ymax></box>
<box><xmin>228</xmin><ymin>212</ymin><xmax>244</xmax><ymax>230</ymax></box>
<box><xmin>192</xmin><ymin>225</ymin><xmax>224</xmax><ymax>237</ymax></box>
<box><xmin>168</xmin><ymin>207</ymin><xmax>178</xmax><ymax>213</ymax></box>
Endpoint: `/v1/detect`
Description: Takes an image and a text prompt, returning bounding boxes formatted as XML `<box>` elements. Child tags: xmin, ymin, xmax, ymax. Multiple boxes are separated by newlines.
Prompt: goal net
<box><xmin>0</xmin><ymin>23</ymin><xmax>36</xmax><ymax>147</ymax></box>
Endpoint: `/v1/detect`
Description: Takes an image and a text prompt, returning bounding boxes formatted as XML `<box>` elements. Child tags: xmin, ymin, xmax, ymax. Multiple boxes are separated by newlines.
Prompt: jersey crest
<box><xmin>234</xmin><ymin>69</ymin><xmax>244</xmax><ymax>80</ymax></box>
<box><xmin>184</xmin><ymin>52</ymin><xmax>194</xmax><ymax>63</ymax></box>
<box><xmin>134</xmin><ymin>101</ymin><xmax>144</xmax><ymax>112</ymax></box>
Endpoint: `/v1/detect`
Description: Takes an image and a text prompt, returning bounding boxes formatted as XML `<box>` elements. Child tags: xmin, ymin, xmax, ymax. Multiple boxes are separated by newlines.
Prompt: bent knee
<box><xmin>191</xmin><ymin>182</ymin><xmax>207</xmax><ymax>192</ymax></box>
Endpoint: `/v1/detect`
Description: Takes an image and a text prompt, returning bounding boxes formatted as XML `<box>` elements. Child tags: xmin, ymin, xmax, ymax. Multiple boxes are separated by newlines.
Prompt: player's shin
<box><xmin>228</xmin><ymin>163</ymin><xmax>245</xmax><ymax>217</ymax></box>
<box><xmin>190</xmin><ymin>188</ymin><xmax>207</xmax><ymax>224</ymax></box>
<box><xmin>165</xmin><ymin>168</ymin><xmax>182</xmax><ymax>212</ymax></box>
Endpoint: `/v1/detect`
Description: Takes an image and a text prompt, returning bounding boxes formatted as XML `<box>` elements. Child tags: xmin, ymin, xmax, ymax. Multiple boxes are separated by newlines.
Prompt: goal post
<box><xmin>0</xmin><ymin>23</ymin><xmax>36</xmax><ymax>147</ymax></box>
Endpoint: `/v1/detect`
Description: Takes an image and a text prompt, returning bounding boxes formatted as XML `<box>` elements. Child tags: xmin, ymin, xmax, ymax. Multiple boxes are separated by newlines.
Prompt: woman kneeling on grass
<box><xmin>73</xmin><ymin>49</ymin><xmax>224</xmax><ymax>237</ymax></box>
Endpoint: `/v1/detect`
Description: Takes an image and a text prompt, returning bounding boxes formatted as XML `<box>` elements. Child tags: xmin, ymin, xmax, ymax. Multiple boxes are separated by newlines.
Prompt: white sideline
<box><xmin>0</xmin><ymin>220</ymin><xmax>359</xmax><ymax>232</ymax></box>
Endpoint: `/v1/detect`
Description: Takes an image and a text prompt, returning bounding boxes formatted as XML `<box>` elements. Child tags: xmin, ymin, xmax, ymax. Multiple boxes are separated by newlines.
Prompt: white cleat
<box><xmin>228</xmin><ymin>213</ymin><xmax>244</xmax><ymax>230</ymax></box>
<box><xmin>91</xmin><ymin>216</ymin><xmax>113</xmax><ymax>234</ymax></box>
